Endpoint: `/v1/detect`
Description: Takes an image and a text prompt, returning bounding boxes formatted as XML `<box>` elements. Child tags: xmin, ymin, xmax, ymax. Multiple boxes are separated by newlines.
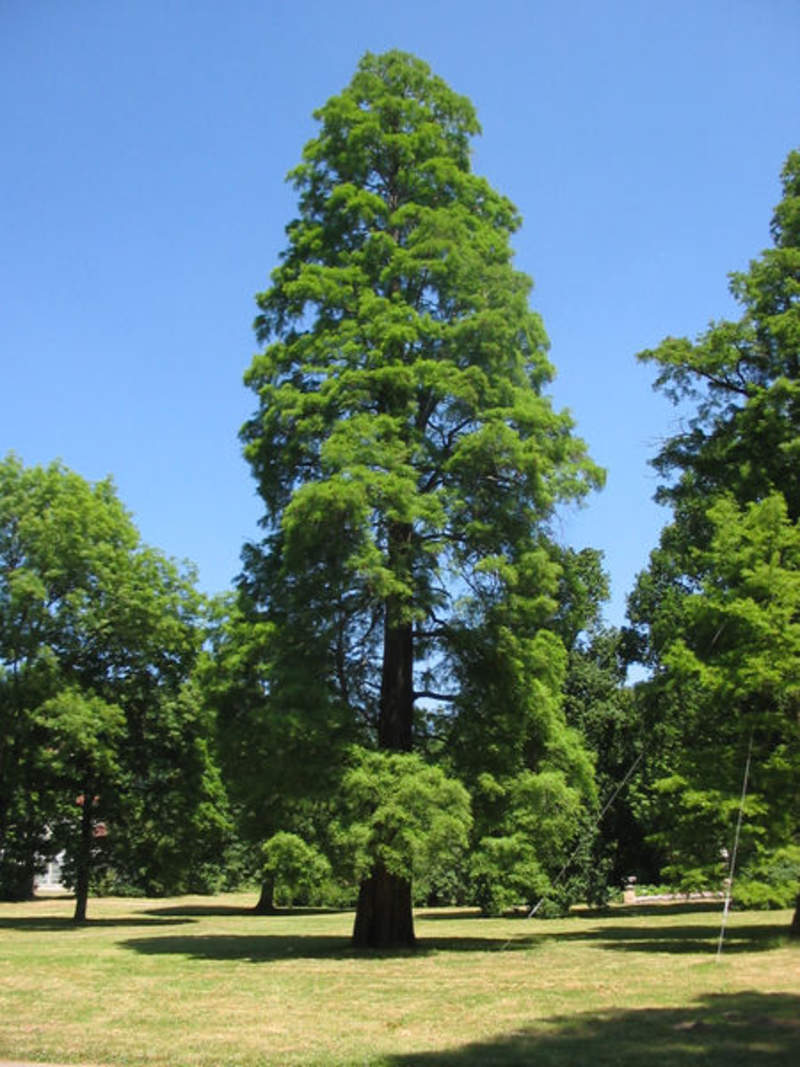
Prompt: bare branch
<box><xmin>413</xmin><ymin>689</ymin><xmax>457</xmax><ymax>703</ymax></box>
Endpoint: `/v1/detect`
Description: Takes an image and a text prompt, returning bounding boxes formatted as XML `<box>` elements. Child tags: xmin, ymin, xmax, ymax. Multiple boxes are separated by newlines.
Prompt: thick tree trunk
<box><xmin>72</xmin><ymin>795</ymin><xmax>94</xmax><ymax>924</ymax></box>
<box><xmin>254</xmin><ymin>876</ymin><xmax>277</xmax><ymax>914</ymax></box>
<box><xmin>790</xmin><ymin>888</ymin><xmax>800</xmax><ymax>938</ymax></box>
<box><xmin>377</xmin><ymin>609</ymin><xmax>414</xmax><ymax>752</ymax></box>
<box><xmin>353</xmin><ymin>545</ymin><xmax>417</xmax><ymax>948</ymax></box>
<box><xmin>352</xmin><ymin>862</ymin><xmax>415</xmax><ymax>949</ymax></box>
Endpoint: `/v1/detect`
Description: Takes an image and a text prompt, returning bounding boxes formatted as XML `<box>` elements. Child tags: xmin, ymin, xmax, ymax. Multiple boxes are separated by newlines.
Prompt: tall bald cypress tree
<box><xmin>628</xmin><ymin>150</ymin><xmax>800</xmax><ymax>934</ymax></box>
<box><xmin>241</xmin><ymin>52</ymin><xmax>602</xmax><ymax>947</ymax></box>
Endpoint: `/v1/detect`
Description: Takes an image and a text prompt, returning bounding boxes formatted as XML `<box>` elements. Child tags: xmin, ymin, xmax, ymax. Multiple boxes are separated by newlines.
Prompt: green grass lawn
<box><xmin>0</xmin><ymin>893</ymin><xmax>798</xmax><ymax>1065</ymax></box>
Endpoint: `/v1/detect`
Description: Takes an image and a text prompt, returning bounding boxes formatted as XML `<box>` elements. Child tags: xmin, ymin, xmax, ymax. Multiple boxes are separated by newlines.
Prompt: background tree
<box><xmin>628</xmin><ymin>150</ymin><xmax>800</xmax><ymax>932</ymax></box>
<box><xmin>562</xmin><ymin>626</ymin><xmax>655</xmax><ymax>898</ymax></box>
<box><xmin>0</xmin><ymin>454</ymin><xmax>229</xmax><ymax>916</ymax></box>
<box><xmin>241</xmin><ymin>51</ymin><xmax>603</xmax><ymax>946</ymax></box>
<box><xmin>33</xmin><ymin>689</ymin><xmax>125</xmax><ymax>922</ymax></box>
<box><xmin>633</xmin><ymin>496</ymin><xmax>800</xmax><ymax>910</ymax></box>
<box><xmin>199</xmin><ymin>595</ymin><xmax>347</xmax><ymax>912</ymax></box>
<box><xmin>548</xmin><ymin>548</ymin><xmax>654</xmax><ymax>900</ymax></box>
<box><xmin>636</xmin><ymin>149</ymin><xmax>800</xmax><ymax>522</ymax></box>
<box><xmin>260</xmin><ymin>831</ymin><xmax>332</xmax><ymax>908</ymax></box>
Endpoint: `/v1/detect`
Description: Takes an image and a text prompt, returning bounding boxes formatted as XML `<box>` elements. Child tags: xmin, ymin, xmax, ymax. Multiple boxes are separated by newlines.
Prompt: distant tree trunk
<box><xmin>72</xmin><ymin>794</ymin><xmax>94</xmax><ymax>923</ymax></box>
<box><xmin>353</xmin><ymin>567</ymin><xmax>416</xmax><ymax>949</ymax></box>
<box><xmin>254</xmin><ymin>875</ymin><xmax>277</xmax><ymax>914</ymax></box>
<box><xmin>791</xmin><ymin>888</ymin><xmax>800</xmax><ymax>938</ymax></box>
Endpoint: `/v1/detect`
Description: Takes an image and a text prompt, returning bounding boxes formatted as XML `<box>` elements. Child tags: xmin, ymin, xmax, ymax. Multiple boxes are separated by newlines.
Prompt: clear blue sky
<box><xmin>3</xmin><ymin>0</ymin><xmax>798</xmax><ymax>627</ymax></box>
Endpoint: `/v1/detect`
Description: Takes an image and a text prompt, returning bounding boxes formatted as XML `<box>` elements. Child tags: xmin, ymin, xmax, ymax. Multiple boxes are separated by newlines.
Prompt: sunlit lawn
<box><xmin>0</xmin><ymin>893</ymin><xmax>798</xmax><ymax>1065</ymax></box>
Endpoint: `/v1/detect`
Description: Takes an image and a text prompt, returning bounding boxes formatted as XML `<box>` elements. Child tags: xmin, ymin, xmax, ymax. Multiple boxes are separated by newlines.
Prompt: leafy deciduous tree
<box><xmin>0</xmin><ymin>454</ymin><xmax>228</xmax><ymax>918</ymax></box>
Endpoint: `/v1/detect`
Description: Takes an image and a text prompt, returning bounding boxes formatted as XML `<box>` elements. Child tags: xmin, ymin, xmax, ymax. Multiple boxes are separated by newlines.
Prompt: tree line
<box><xmin>1</xmin><ymin>52</ymin><xmax>798</xmax><ymax>945</ymax></box>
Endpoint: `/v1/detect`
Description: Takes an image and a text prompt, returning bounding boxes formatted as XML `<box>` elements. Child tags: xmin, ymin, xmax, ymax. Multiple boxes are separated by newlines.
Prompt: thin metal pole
<box><xmin>716</xmin><ymin>732</ymin><xmax>753</xmax><ymax>960</ymax></box>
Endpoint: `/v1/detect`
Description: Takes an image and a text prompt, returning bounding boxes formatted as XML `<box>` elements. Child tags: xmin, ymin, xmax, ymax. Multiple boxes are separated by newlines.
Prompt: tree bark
<box><xmin>377</xmin><ymin>608</ymin><xmax>414</xmax><ymax>752</ymax></box>
<box><xmin>352</xmin><ymin>862</ymin><xmax>415</xmax><ymax>948</ymax></box>
<box><xmin>790</xmin><ymin>888</ymin><xmax>800</xmax><ymax>938</ymax></box>
<box><xmin>254</xmin><ymin>875</ymin><xmax>277</xmax><ymax>914</ymax></box>
<box><xmin>72</xmin><ymin>795</ymin><xmax>94</xmax><ymax>923</ymax></box>
<box><xmin>352</xmin><ymin>525</ymin><xmax>417</xmax><ymax>947</ymax></box>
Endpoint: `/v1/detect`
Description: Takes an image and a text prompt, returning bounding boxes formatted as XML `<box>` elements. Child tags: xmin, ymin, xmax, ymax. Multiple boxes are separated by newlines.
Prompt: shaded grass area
<box><xmin>0</xmin><ymin>893</ymin><xmax>797</xmax><ymax>1065</ymax></box>
<box><xmin>391</xmin><ymin>992</ymin><xmax>800</xmax><ymax>1066</ymax></box>
<box><xmin>0</xmin><ymin>916</ymin><xmax>194</xmax><ymax>932</ymax></box>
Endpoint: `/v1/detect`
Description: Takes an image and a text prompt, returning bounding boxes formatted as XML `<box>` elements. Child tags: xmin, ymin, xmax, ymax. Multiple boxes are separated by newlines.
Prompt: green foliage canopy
<box><xmin>260</xmin><ymin>831</ymin><xmax>331</xmax><ymax>907</ymax></box>
<box><xmin>628</xmin><ymin>150</ymin><xmax>800</xmax><ymax>927</ymax></box>
<box><xmin>337</xmin><ymin>747</ymin><xmax>471</xmax><ymax>884</ymax></box>
<box><xmin>0</xmin><ymin>454</ymin><xmax>229</xmax><ymax>916</ymax></box>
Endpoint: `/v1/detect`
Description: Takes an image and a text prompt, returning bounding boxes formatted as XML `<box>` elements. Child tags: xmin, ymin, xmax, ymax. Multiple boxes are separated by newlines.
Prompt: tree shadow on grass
<box><xmin>144</xmin><ymin>903</ymin><xmax>347</xmax><ymax>918</ymax></box>
<box><xmin>420</xmin><ymin>902</ymin><xmax>727</xmax><ymax>921</ymax></box>
<box><xmin>546</xmin><ymin>921</ymin><xmax>790</xmax><ymax>955</ymax></box>
<box><xmin>144</xmin><ymin>904</ymin><xmax>260</xmax><ymax>918</ymax></box>
<box><xmin>416</xmin><ymin>902</ymin><xmax>731</xmax><ymax>923</ymax></box>
<box><xmin>0</xmin><ymin>916</ymin><xmax>196</xmax><ymax>931</ymax></box>
<box><xmin>417</xmin><ymin>908</ymin><xmax>791</xmax><ymax>958</ymax></box>
<box><xmin>578</xmin><ymin>901</ymin><xmax>726</xmax><ymax>918</ymax></box>
<box><xmin>123</xmin><ymin>932</ymin><xmax>357</xmax><ymax>962</ymax></box>
<box><xmin>118</xmin><ymin>909</ymin><xmax>794</xmax><ymax>963</ymax></box>
<box><xmin>120</xmin><ymin>931</ymin><xmax>544</xmax><ymax>963</ymax></box>
<box><xmin>414</xmin><ymin>908</ymin><xmax>483</xmax><ymax>921</ymax></box>
<box><xmin>388</xmin><ymin>992</ymin><xmax>800</xmax><ymax>1066</ymax></box>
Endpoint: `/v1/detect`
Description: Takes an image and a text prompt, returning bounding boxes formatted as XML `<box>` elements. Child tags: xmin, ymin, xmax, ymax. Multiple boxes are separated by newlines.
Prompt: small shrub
<box><xmin>734</xmin><ymin>846</ymin><xmax>800</xmax><ymax>910</ymax></box>
<box><xmin>261</xmin><ymin>832</ymin><xmax>331</xmax><ymax>907</ymax></box>
<box><xmin>532</xmin><ymin>897</ymin><xmax>565</xmax><ymax>919</ymax></box>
